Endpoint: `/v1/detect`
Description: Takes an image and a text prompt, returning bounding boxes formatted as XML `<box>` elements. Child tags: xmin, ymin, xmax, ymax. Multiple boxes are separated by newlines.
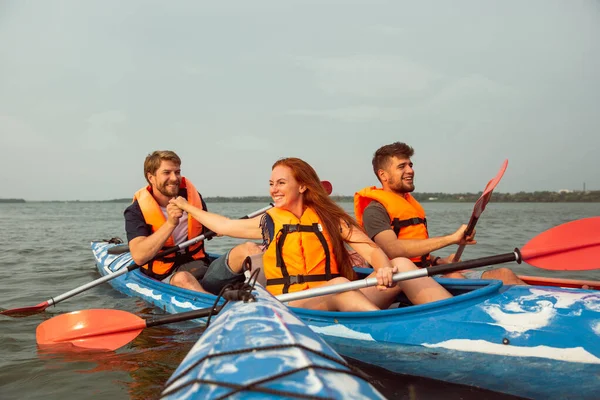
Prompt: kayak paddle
<box><xmin>34</xmin><ymin>217</ymin><xmax>599</xmax><ymax>351</ymax></box>
<box><xmin>452</xmin><ymin>159</ymin><xmax>508</xmax><ymax>262</ymax></box>
<box><xmin>36</xmin><ymin>306</ymin><xmax>224</xmax><ymax>351</ymax></box>
<box><xmin>1</xmin><ymin>204</ymin><xmax>274</xmax><ymax>317</ymax></box>
<box><xmin>278</xmin><ymin>216</ymin><xmax>600</xmax><ymax>303</ymax></box>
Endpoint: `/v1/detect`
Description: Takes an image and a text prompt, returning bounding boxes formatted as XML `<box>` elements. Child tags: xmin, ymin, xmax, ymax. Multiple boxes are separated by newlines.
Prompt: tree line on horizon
<box><xmin>3</xmin><ymin>190</ymin><xmax>599</xmax><ymax>203</ymax></box>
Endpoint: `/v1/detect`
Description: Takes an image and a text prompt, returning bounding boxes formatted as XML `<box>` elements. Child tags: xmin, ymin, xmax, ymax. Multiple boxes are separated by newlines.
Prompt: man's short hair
<box><xmin>143</xmin><ymin>150</ymin><xmax>181</xmax><ymax>184</ymax></box>
<box><xmin>372</xmin><ymin>142</ymin><xmax>414</xmax><ymax>182</ymax></box>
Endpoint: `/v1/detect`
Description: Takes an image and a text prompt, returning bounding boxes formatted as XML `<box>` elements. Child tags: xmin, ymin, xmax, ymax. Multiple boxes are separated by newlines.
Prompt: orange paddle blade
<box><xmin>521</xmin><ymin>217</ymin><xmax>600</xmax><ymax>271</ymax></box>
<box><xmin>1</xmin><ymin>302</ymin><xmax>49</xmax><ymax>317</ymax></box>
<box><xmin>518</xmin><ymin>275</ymin><xmax>600</xmax><ymax>290</ymax></box>
<box><xmin>36</xmin><ymin>309</ymin><xmax>146</xmax><ymax>351</ymax></box>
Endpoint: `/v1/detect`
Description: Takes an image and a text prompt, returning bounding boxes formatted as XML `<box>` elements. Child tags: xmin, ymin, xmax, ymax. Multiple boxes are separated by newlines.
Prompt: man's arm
<box><xmin>372</xmin><ymin>229</ymin><xmax>459</xmax><ymax>259</ymax></box>
<box><xmin>124</xmin><ymin>202</ymin><xmax>180</xmax><ymax>266</ymax></box>
<box><xmin>363</xmin><ymin>202</ymin><xmax>473</xmax><ymax>260</ymax></box>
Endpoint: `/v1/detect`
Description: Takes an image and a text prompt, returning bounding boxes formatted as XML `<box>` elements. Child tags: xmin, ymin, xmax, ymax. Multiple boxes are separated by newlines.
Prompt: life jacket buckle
<box><xmin>285</xmin><ymin>224</ymin><xmax>300</xmax><ymax>233</ymax></box>
<box><xmin>288</xmin><ymin>275</ymin><xmax>305</xmax><ymax>284</ymax></box>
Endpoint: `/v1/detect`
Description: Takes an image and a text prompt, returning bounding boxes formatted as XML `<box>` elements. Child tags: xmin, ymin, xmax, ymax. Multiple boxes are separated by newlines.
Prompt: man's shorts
<box><xmin>162</xmin><ymin>251</ymin><xmax>245</xmax><ymax>295</ymax></box>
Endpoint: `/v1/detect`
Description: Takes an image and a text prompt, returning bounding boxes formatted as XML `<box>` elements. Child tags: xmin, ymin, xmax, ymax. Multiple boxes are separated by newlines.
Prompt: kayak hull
<box><xmin>93</xmin><ymin>241</ymin><xmax>600</xmax><ymax>399</ymax></box>
<box><xmin>161</xmin><ymin>284</ymin><xmax>384</xmax><ymax>399</ymax></box>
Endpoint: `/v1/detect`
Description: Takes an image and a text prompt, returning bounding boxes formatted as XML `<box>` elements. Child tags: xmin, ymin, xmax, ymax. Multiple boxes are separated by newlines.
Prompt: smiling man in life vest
<box><xmin>124</xmin><ymin>150</ymin><xmax>261</xmax><ymax>293</ymax></box>
<box><xmin>354</xmin><ymin>142</ymin><xmax>525</xmax><ymax>285</ymax></box>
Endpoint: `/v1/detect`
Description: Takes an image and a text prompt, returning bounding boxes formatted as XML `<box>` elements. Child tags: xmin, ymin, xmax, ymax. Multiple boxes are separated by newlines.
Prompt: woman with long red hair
<box><xmin>170</xmin><ymin>157</ymin><xmax>451</xmax><ymax>311</ymax></box>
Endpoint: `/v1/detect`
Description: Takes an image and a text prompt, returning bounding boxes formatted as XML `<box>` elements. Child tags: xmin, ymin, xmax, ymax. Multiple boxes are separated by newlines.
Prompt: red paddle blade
<box><xmin>472</xmin><ymin>159</ymin><xmax>508</xmax><ymax>217</ymax></box>
<box><xmin>521</xmin><ymin>217</ymin><xmax>600</xmax><ymax>271</ymax></box>
<box><xmin>321</xmin><ymin>180</ymin><xmax>333</xmax><ymax>195</ymax></box>
<box><xmin>36</xmin><ymin>309</ymin><xmax>147</xmax><ymax>351</ymax></box>
<box><xmin>518</xmin><ymin>275</ymin><xmax>600</xmax><ymax>290</ymax></box>
<box><xmin>1</xmin><ymin>302</ymin><xmax>49</xmax><ymax>317</ymax></box>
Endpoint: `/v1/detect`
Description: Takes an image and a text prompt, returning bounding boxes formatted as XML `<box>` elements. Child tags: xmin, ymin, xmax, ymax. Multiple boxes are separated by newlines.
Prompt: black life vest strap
<box><xmin>390</xmin><ymin>217</ymin><xmax>429</xmax><ymax>268</ymax></box>
<box><xmin>274</xmin><ymin>223</ymin><xmax>333</xmax><ymax>294</ymax></box>
<box><xmin>391</xmin><ymin>217</ymin><xmax>427</xmax><ymax>237</ymax></box>
<box><xmin>267</xmin><ymin>273</ymin><xmax>341</xmax><ymax>286</ymax></box>
<box><xmin>413</xmin><ymin>255</ymin><xmax>432</xmax><ymax>269</ymax></box>
<box><xmin>145</xmin><ymin>240</ymin><xmax>205</xmax><ymax>279</ymax></box>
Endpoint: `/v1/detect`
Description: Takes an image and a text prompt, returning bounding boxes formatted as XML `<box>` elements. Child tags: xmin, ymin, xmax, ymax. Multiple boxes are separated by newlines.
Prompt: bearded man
<box><xmin>354</xmin><ymin>142</ymin><xmax>525</xmax><ymax>285</ymax></box>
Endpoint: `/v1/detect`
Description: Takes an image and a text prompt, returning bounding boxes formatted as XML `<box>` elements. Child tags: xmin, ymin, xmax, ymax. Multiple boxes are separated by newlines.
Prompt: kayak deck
<box><xmin>161</xmin><ymin>282</ymin><xmax>384</xmax><ymax>399</ymax></box>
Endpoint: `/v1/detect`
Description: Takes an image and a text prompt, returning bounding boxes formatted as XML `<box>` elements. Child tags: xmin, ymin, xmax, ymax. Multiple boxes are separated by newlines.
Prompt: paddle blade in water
<box><xmin>521</xmin><ymin>217</ymin><xmax>600</xmax><ymax>271</ymax></box>
<box><xmin>1</xmin><ymin>302</ymin><xmax>49</xmax><ymax>317</ymax></box>
<box><xmin>36</xmin><ymin>309</ymin><xmax>146</xmax><ymax>351</ymax></box>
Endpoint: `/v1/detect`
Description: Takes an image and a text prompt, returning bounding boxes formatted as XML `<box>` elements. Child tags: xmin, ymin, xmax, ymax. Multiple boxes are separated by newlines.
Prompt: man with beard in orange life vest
<box><xmin>124</xmin><ymin>150</ymin><xmax>261</xmax><ymax>293</ymax></box>
<box><xmin>354</xmin><ymin>142</ymin><xmax>525</xmax><ymax>285</ymax></box>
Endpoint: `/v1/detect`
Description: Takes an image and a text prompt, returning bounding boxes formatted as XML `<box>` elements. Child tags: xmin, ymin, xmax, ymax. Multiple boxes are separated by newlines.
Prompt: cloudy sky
<box><xmin>1</xmin><ymin>0</ymin><xmax>598</xmax><ymax>200</ymax></box>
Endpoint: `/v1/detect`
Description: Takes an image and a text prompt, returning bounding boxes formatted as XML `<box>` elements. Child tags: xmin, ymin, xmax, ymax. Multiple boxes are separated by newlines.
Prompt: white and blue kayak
<box><xmin>160</xmin><ymin>282</ymin><xmax>384</xmax><ymax>399</ymax></box>
<box><xmin>93</xmin><ymin>241</ymin><xmax>600</xmax><ymax>399</ymax></box>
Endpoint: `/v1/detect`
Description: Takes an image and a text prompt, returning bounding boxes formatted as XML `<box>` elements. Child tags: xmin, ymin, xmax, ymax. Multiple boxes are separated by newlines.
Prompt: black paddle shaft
<box><xmin>145</xmin><ymin>305</ymin><xmax>223</xmax><ymax>328</ymax></box>
<box><xmin>428</xmin><ymin>249</ymin><xmax>522</xmax><ymax>277</ymax></box>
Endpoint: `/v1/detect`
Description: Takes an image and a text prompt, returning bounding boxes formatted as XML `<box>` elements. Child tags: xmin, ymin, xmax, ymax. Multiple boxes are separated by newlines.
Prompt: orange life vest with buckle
<box><xmin>134</xmin><ymin>177</ymin><xmax>206</xmax><ymax>279</ymax></box>
<box><xmin>354</xmin><ymin>186</ymin><xmax>431</xmax><ymax>267</ymax></box>
<box><xmin>262</xmin><ymin>207</ymin><xmax>340</xmax><ymax>295</ymax></box>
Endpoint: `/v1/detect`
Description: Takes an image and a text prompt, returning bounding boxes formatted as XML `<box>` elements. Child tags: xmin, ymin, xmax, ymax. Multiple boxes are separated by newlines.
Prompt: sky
<box><xmin>1</xmin><ymin>0</ymin><xmax>599</xmax><ymax>201</ymax></box>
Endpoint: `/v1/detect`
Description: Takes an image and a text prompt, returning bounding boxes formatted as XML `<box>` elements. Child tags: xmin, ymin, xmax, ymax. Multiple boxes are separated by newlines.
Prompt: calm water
<box><xmin>1</xmin><ymin>201</ymin><xmax>598</xmax><ymax>400</ymax></box>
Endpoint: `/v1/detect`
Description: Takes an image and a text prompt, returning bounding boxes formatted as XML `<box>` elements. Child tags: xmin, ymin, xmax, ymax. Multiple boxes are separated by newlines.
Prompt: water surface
<box><xmin>1</xmin><ymin>201</ymin><xmax>598</xmax><ymax>399</ymax></box>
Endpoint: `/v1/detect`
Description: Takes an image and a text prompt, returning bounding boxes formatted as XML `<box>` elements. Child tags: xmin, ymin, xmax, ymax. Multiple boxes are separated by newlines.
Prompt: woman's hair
<box><xmin>272</xmin><ymin>157</ymin><xmax>364</xmax><ymax>280</ymax></box>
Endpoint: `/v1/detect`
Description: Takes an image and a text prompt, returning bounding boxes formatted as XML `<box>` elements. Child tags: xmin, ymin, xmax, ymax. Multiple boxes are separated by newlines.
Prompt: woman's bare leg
<box><xmin>227</xmin><ymin>242</ymin><xmax>264</xmax><ymax>273</ymax></box>
<box><xmin>361</xmin><ymin>257</ymin><xmax>452</xmax><ymax>309</ymax></box>
<box><xmin>392</xmin><ymin>257</ymin><xmax>452</xmax><ymax>304</ymax></box>
<box><xmin>288</xmin><ymin>277</ymin><xmax>379</xmax><ymax>312</ymax></box>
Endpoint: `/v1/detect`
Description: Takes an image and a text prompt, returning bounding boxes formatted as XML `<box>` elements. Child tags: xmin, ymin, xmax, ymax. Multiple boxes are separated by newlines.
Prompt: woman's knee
<box><xmin>231</xmin><ymin>241</ymin><xmax>262</xmax><ymax>258</ymax></box>
<box><xmin>391</xmin><ymin>257</ymin><xmax>419</xmax><ymax>271</ymax></box>
<box><xmin>327</xmin><ymin>276</ymin><xmax>351</xmax><ymax>285</ymax></box>
<box><xmin>227</xmin><ymin>242</ymin><xmax>263</xmax><ymax>272</ymax></box>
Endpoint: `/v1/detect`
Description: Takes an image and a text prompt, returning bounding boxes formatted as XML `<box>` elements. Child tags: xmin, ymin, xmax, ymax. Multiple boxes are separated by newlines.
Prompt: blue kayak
<box><xmin>160</xmin><ymin>282</ymin><xmax>384</xmax><ymax>399</ymax></box>
<box><xmin>93</xmin><ymin>241</ymin><xmax>600</xmax><ymax>399</ymax></box>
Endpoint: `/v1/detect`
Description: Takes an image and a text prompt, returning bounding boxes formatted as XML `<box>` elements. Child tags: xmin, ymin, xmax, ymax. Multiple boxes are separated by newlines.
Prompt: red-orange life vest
<box><xmin>354</xmin><ymin>186</ymin><xmax>430</xmax><ymax>266</ymax></box>
<box><xmin>134</xmin><ymin>177</ymin><xmax>206</xmax><ymax>279</ymax></box>
<box><xmin>262</xmin><ymin>207</ymin><xmax>340</xmax><ymax>295</ymax></box>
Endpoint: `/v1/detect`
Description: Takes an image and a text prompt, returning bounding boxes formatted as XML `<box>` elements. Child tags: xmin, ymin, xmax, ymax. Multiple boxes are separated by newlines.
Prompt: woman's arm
<box><xmin>342</xmin><ymin>223</ymin><xmax>397</xmax><ymax>288</ymax></box>
<box><xmin>170</xmin><ymin>196</ymin><xmax>262</xmax><ymax>239</ymax></box>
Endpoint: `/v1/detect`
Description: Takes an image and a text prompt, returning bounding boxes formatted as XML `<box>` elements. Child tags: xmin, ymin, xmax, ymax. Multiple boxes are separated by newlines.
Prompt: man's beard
<box><xmin>157</xmin><ymin>181</ymin><xmax>180</xmax><ymax>197</ymax></box>
<box><xmin>390</xmin><ymin>177</ymin><xmax>415</xmax><ymax>193</ymax></box>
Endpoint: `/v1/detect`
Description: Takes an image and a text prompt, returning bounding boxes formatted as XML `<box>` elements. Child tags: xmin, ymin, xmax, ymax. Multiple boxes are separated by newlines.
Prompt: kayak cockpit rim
<box><xmin>294</xmin><ymin>278</ymin><xmax>504</xmax><ymax>318</ymax></box>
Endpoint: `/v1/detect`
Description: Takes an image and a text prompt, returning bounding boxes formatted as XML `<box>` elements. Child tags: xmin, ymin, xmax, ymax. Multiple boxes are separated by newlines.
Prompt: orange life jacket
<box><xmin>262</xmin><ymin>207</ymin><xmax>340</xmax><ymax>295</ymax></box>
<box><xmin>354</xmin><ymin>186</ymin><xmax>430</xmax><ymax>266</ymax></box>
<box><xmin>134</xmin><ymin>177</ymin><xmax>206</xmax><ymax>279</ymax></box>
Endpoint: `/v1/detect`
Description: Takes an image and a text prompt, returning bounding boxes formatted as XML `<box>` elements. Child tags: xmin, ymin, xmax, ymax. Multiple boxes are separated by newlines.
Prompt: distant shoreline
<box><xmin>5</xmin><ymin>190</ymin><xmax>600</xmax><ymax>203</ymax></box>
<box><xmin>0</xmin><ymin>199</ymin><xmax>26</xmax><ymax>203</ymax></box>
